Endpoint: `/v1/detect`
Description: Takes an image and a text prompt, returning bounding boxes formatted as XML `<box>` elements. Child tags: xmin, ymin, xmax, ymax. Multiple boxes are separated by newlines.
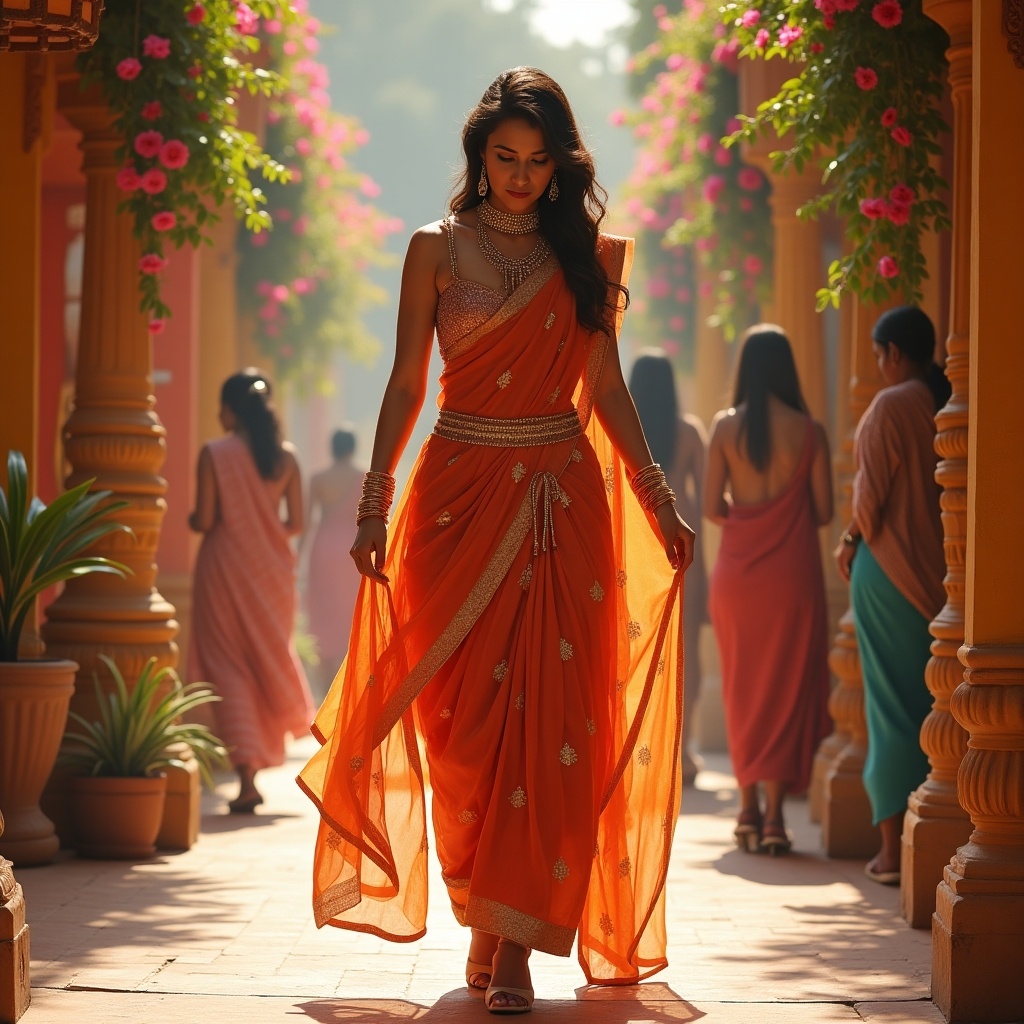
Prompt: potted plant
<box><xmin>0</xmin><ymin>450</ymin><xmax>131</xmax><ymax>866</ymax></box>
<box><xmin>60</xmin><ymin>655</ymin><xmax>228</xmax><ymax>859</ymax></box>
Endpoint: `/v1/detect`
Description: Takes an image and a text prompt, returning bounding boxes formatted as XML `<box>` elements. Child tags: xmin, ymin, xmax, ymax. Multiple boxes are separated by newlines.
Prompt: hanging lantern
<box><xmin>0</xmin><ymin>0</ymin><xmax>104</xmax><ymax>52</ymax></box>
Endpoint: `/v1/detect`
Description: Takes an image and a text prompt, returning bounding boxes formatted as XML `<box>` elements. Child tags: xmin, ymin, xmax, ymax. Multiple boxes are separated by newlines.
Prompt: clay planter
<box><xmin>69</xmin><ymin>773</ymin><xmax>168</xmax><ymax>859</ymax></box>
<box><xmin>0</xmin><ymin>659</ymin><xmax>78</xmax><ymax>866</ymax></box>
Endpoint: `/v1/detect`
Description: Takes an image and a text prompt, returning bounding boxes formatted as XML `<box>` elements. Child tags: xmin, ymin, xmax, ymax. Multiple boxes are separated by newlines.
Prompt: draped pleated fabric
<box><xmin>297</xmin><ymin>236</ymin><xmax>685</xmax><ymax>984</ymax></box>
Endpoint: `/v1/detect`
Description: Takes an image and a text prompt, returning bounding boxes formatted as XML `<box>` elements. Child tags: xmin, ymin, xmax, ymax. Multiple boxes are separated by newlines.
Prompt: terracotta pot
<box><xmin>69</xmin><ymin>774</ymin><xmax>167</xmax><ymax>859</ymax></box>
<box><xmin>0</xmin><ymin>659</ymin><xmax>78</xmax><ymax>866</ymax></box>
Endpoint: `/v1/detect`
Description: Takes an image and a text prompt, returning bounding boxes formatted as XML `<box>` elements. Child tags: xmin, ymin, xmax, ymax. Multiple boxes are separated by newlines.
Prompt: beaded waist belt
<box><xmin>433</xmin><ymin>408</ymin><xmax>581</xmax><ymax>447</ymax></box>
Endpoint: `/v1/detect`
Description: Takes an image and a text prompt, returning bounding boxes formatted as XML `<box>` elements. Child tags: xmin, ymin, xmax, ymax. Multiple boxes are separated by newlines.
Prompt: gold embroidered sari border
<box><xmin>466</xmin><ymin>895</ymin><xmax>576</xmax><ymax>958</ymax></box>
<box><xmin>434</xmin><ymin>408</ymin><xmax>582</xmax><ymax>447</ymax></box>
<box><xmin>441</xmin><ymin>256</ymin><xmax>559</xmax><ymax>362</ymax></box>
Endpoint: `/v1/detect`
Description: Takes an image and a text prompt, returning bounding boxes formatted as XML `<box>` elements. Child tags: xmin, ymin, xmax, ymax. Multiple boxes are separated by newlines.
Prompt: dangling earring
<box><xmin>478</xmin><ymin>165</ymin><xmax>489</xmax><ymax>197</ymax></box>
<box><xmin>548</xmin><ymin>172</ymin><xmax>559</xmax><ymax>202</ymax></box>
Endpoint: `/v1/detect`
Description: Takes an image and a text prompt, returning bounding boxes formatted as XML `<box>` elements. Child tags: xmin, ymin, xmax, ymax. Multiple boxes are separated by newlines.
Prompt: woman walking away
<box><xmin>189</xmin><ymin>369</ymin><xmax>314</xmax><ymax>814</ymax></box>
<box><xmin>628</xmin><ymin>349</ymin><xmax>708</xmax><ymax>786</ymax></box>
<box><xmin>297</xmin><ymin>67</ymin><xmax>696</xmax><ymax>1013</ymax></box>
<box><xmin>835</xmin><ymin>305</ymin><xmax>948</xmax><ymax>886</ymax></box>
<box><xmin>705</xmin><ymin>325</ymin><xmax>833</xmax><ymax>855</ymax></box>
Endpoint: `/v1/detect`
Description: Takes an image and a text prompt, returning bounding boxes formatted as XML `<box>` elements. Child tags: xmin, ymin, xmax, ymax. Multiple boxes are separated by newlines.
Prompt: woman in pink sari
<box><xmin>298</xmin><ymin>69</ymin><xmax>696</xmax><ymax>1013</ymax></box>
<box><xmin>189</xmin><ymin>370</ymin><xmax>314</xmax><ymax>813</ymax></box>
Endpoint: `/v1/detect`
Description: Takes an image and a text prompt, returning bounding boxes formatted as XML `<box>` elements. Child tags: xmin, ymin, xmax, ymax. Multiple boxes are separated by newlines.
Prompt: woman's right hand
<box><xmin>350</xmin><ymin>517</ymin><xmax>389</xmax><ymax>583</ymax></box>
<box><xmin>834</xmin><ymin>539</ymin><xmax>856</xmax><ymax>583</ymax></box>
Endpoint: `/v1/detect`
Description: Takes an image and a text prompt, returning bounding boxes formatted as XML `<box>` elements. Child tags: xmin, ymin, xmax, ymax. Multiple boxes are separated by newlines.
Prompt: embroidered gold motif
<box><xmin>509</xmin><ymin>786</ymin><xmax>527</xmax><ymax>809</ymax></box>
<box><xmin>493</xmin><ymin>660</ymin><xmax>508</xmax><ymax>682</ymax></box>
<box><xmin>440</xmin><ymin>707</ymin><xmax>452</xmax><ymax>719</ymax></box>
<box><xmin>559</xmin><ymin>743</ymin><xmax>577</xmax><ymax>766</ymax></box>
<box><xmin>615</xmin><ymin>569</ymin><xmax>628</xmax><ymax>588</ymax></box>
<box><xmin>436</xmin><ymin>511</ymin><xmax>453</xmax><ymax>527</ymax></box>
<box><xmin>519</xmin><ymin>563</ymin><xmax>533</xmax><ymax>589</ymax></box>
<box><xmin>514</xmin><ymin>691</ymin><xmax>525</xmax><ymax>710</ymax></box>
<box><xmin>586</xmin><ymin>718</ymin><xmax>596</xmax><ymax>736</ymax></box>
<box><xmin>615</xmin><ymin>679</ymin><xmax>625</xmax><ymax>692</ymax></box>
<box><xmin>325</xmin><ymin>829</ymin><xmax>343</xmax><ymax>851</ymax></box>
<box><xmin>605</xmin><ymin>465</ymin><xmax>615</xmax><ymax>493</ymax></box>
<box><xmin>559</xmin><ymin>487</ymin><xmax>571</xmax><ymax>509</ymax></box>
<box><xmin>458</xmin><ymin>809</ymin><xmax>478</xmax><ymax>824</ymax></box>
<box><xmin>637</xmin><ymin>744</ymin><xmax>652</xmax><ymax>766</ymax></box>
<box><xmin>593</xmin><ymin>842</ymin><xmax>600</xmax><ymax>858</ymax></box>
<box><xmin>619</xmin><ymin>856</ymin><xmax>631</xmax><ymax>878</ymax></box>
<box><xmin>447</xmin><ymin>453</ymin><xmax>461</xmax><ymax>466</ymax></box>
<box><xmin>559</xmin><ymin>638</ymin><xmax>573</xmax><ymax>661</ymax></box>
<box><xmin>589</xmin><ymin>581</ymin><xmax>604</xmax><ymax>602</ymax></box>
<box><xmin>599</xmin><ymin>913</ymin><xmax>614</xmax><ymax>936</ymax></box>
<box><xmin>627</xmin><ymin>620</ymin><xmax>642</xmax><ymax>640</ymax></box>
<box><xmin>547</xmin><ymin>386</ymin><xmax>561</xmax><ymax>404</ymax></box>
<box><xmin>544</xmin><ymin>312</ymin><xmax>556</xmax><ymax>330</ymax></box>
<box><xmin>371</xmin><ymin>772</ymin><xmax>381</xmax><ymax>785</ymax></box>
<box><xmin>553</xmin><ymin>857</ymin><xmax>569</xmax><ymax>882</ymax></box>
<box><xmin>350</xmin><ymin>756</ymin><xmax>364</xmax><ymax>772</ymax></box>
<box><xmin>657</xmin><ymin>657</ymin><xmax>665</xmax><ymax>676</ymax></box>
<box><xmin>571</xmin><ymin>448</ymin><xmax>583</xmax><ymax>462</ymax></box>
<box><xmin>497</xmin><ymin>370</ymin><xmax>512</xmax><ymax>389</ymax></box>
<box><xmin>511</xmin><ymin>462</ymin><xmax>526</xmax><ymax>483</ymax></box>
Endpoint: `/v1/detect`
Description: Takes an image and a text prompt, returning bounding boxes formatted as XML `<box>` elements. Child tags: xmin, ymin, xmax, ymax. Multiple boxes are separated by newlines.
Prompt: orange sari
<box><xmin>298</xmin><ymin>236</ymin><xmax>684</xmax><ymax>984</ymax></box>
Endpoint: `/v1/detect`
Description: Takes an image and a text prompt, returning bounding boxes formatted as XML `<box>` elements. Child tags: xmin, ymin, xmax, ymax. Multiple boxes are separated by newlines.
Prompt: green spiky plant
<box><xmin>0</xmin><ymin>450</ymin><xmax>132</xmax><ymax>662</ymax></box>
<box><xmin>61</xmin><ymin>656</ymin><xmax>229</xmax><ymax>784</ymax></box>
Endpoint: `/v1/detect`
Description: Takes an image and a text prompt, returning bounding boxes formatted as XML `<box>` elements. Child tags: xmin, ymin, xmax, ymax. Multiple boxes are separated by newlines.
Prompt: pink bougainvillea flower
<box><xmin>141</xmin><ymin>101</ymin><xmax>162</xmax><ymax>121</ymax></box>
<box><xmin>116</xmin><ymin>165</ymin><xmax>141</xmax><ymax>192</ymax></box>
<box><xmin>151</xmin><ymin>211</ymin><xmax>177</xmax><ymax>231</ymax></box>
<box><xmin>186</xmin><ymin>64</ymin><xmax>202</xmax><ymax>79</ymax></box>
<box><xmin>743</xmin><ymin>255</ymin><xmax>763</xmax><ymax>275</ymax></box>
<box><xmin>777</xmin><ymin>24</ymin><xmax>803</xmax><ymax>47</ymax></box>
<box><xmin>134</xmin><ymin>130</ymin><xmax>163</xmax><ymax>158</ymax></box>
<box><xmin>696</xmin><ymin>133</ymin><xmax>714</xmax><ymax>154</ymax></box>
<box><xmin>675</xmin><ymin>287</ymin><xmax>691</xmax><ymax>303</ymax></box>
<box><xmin>295</xmin><ymin>137</ymin><xmax>313</xmax><ymax>156</ymax></box>
<box><xmin>647</xmin><ymin>277</ymin><xmax>671</xmax><ymax>299</ymax></box>
<box><xmin>739</xmin><ymin>197</ymin><xmax>754</xmax><ymax>212</ymax></box>
<box><xmin>249</xmin><ymin>231</ymin><xmax>269</xmax><ymax>247</ymax></box>
<box><xmin>754</xmin><ymin>27</ymin><xmax>771</xmax><ymax>47</ymax></box>
<box><xmin>823</xmin><ymin>12</ymin><xmax>836</xmax><ymax>28</ymax></box>
<box><xmin>293</xmin><ymin>277</ymin><xmax>313</xmax><ymax>295</ymax></box>
<box><xmin>293</xmin><ymin>216</ymin><xmax>309</xmax><ymax>236</ymax></box>
<box><xmin>264</xmin><ymin>17</ymin><xmax>282</xmax><ymax>33</ymax></box>
<box><xmin>234</xmin><ymin>0</ymin><xmax>259</xmax><ymax>34</ymax></box>
<box><xmin>881</xmin><ymin>106</ymin><xmax>899</xmax><ymax>127</ymax></box>
<box><xmin>283</xmin><ymin>39</ymin><xmax>298</xmax><ymax>56</ymax></box>
<box><xmin>666</xmin><ymin>53</ymin><xmax>684</xmax><ymax>71</ymax></box>
<box><xmin>738</xmin><ymin>167</ymin><xmax>762</xmax><ymax>191</ymax></box>
<box><xmin>197</xmin><ymin>111</ymin><xmax>210</xmax><ymax>123</ymax></box>
<box><xmin>810</xmin><ymin>41</ymin><xmax>825</xmax><ymax>54</ymax></box>
<box><xmin>836</xmin><ymin>0</ymin><xmax>861</xmax><ymax>9</ymax></box>
<box><xmin>741</xmin><ymin>9</ymin><xmax>761</xmax><ymax>27</ymax></box>
<box><xmin>890</xmin><ymin>183</ymin><xmax>916</xmax><ymax>205</ymax></box>
<box><xmin>258</xmin><ymin>302</ymin><xmax>279</xmax><ymax>321</ymax></box>
<box><xmin>699</xmin><ymin>281</ymin><xmax>713</xmax><ymax>299</ymax></box>
<box><xmin>116</xmin><ymin>57</ymin><xmax>142</xmax><ymax>81</ymax></box>
<box><xmin>142</xmin><ymin>34</ymin><xmax>171</xmax><ymax>59</ymax></box>
<box><xmin>271</xmin><ymin>284</ymin><xmax>290</xmax><ymax>303</ymax></box>
<box><xmin>878</xmin><ymin>255</ymin><xmax>900</xmax><ymax>278</ymax></box>
<box><xmin>814</xmin><ymin>0</ymin><xmax>837</xmax><ymax>13</ymax></box>
<box><xmin>360</xmin><ymin>176</ymin><xmax>382</xmax><ymax>198</ymax></box>
<box><xmin>872</xmin><ymin>0</ymin><xmax>903</xmax><ymax>27</ymax></box>
<box><xmin>653</xmin><ymin>3</ymin><xmax>667</xmax><ymax>16</ymax></box>
<box><xmin>891</xmin><ymin>125</ymin><xmax>913</xmax><ymax>146</ymax></box>
<box><xmin>702</xmin><ymin>174</ymin><xmax>726</xmax><ymax>203</ymax></box>
<box><xmin>139</xmin><ymin>253</ymin><xmax>168</xmax><ymax>275</ymax></box>
<box><xmin>186</xmin><ymin>3</ymin><xmax>206</xmax><ymax>24</ymax></box>
<box><xmin>886</xmin><ymin>201</ymin><xmax>911</xmax><ymax>225</ymax></box>
<box><xmin>158</xmin><ymin>139</ymin><xmax>190</xmax><ymax>169</ymax></box>
<box><xmin>714</xmin><ymin>146</ymin><xmax>732</xmax><ymax>167</ymax></box>
<box><xmin>854</xmin><ymin>67</ymin><xmax>878</xmax><ymax>90</ymax></box>
<box><xmin>140</xmin><ymin>168</ymin><xmax>168</xmax><ymax>194</ymax></box>
<box><xmin>608</xmin><ymin>109</ymin><xmax>626</xmax><ymax>126</ymax></box>
<box><xmin>859</xmin><ymin>197</ymin><xmax>887</xmax><ymax>219</ymax></box>
<box><xmin>147</xmin><ymin>318</ymin><xmax>166</xmax><ymax>335</ymax></box>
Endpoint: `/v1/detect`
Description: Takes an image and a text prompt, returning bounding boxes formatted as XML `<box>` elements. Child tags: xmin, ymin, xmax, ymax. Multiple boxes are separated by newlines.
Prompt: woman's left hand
<box><xmin>655</xmin><ymin>503</ymin><xmax>695</xmax><ymax>573</ymax></box>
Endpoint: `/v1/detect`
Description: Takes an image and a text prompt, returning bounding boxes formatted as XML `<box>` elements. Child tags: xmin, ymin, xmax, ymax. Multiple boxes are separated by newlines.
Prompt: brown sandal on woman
<box><xmin>733</xmin><ymin>808</ymin><xmax>762</xmax><ymax>853</ymax></box>
<box><xmin>759</xmin><ymin>818</ymin><xmax>792</xmax><ymax>856</ymax></box>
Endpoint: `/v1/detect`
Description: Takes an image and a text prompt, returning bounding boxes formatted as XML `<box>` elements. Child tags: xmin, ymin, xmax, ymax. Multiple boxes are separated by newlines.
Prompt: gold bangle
<box><xmin>356</xmin><ymin>471</ymin><xmax>396</xmax><ymax>525</ymax></box>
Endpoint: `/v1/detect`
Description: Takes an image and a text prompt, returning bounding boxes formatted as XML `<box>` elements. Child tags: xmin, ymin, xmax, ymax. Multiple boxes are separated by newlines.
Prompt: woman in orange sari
<box><xmin>298</xmin><ymin>68</ymin><xmax>694</xmax><ymax>1014</ymax></box>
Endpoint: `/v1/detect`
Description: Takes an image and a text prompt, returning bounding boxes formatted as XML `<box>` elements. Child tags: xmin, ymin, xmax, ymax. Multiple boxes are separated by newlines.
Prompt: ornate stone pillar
<box><xmin>819</xmin><ymin>299</ymin><xmax>881</xmax><ymax>859</ymax></box>
<box><xmin>39</xmin><ymin>74</ymin><xmax>196</xmax><ymax>847</ymax></box>
<box><xmin>0</xmin><ymin>812</ymin><xmax>30</xmax><ymax>1024</ymax></box>
<box><xmin>900</xmin><ymin>0</ymin><xmax>974</xmax><ymax>930</ymax></box>
<box><xmin>931</xmin><ymin>5</ymin><xmax>1024</xmax><ymax>1018</ymax></box>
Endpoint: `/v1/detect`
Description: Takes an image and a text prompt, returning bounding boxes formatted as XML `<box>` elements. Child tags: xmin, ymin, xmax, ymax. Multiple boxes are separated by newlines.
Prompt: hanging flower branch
<box><xmin>617</xmin><ymin>0</ymin><xmax>773</xmax><ymax>344</ymax></box>
<box><xmin>235</xmin><ymin>9</ymin><xmax>401</xmax><ymax>386</ymax></box>
<box><xmin>722</xmin><ymin>0</ymin><xmax>950</xmax><ymax>308</ymax></box>
<box><xmin>78</xmin><ymin>0</ymin><xmax>295</xmax><ymax>331</ymax></box>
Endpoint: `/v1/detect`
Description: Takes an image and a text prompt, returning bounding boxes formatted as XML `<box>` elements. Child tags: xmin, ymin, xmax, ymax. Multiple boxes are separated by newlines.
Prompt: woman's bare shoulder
<box><xmin>709</xmin><ymin>407</ymin><xmax>739</xmax><ymax>436</ymax></box>
<box><xmin>678</xmin><ymin>413</ymin><xmax>708</xmax><ymax>446</ymax></box>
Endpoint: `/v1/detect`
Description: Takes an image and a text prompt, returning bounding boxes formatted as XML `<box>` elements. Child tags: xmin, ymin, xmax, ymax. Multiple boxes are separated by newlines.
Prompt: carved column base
<box><xmin>932</xmin><ymin>851</ymin><xmax>1024</xmax><ymax>1022</ymax></box>
<box><xmin>809</xmin><ymin>729</ymin><xmax>849</xmax><ymax>823</ymax></box>
<box><xmin>0</xmin><ymin>845</ymin><xmax>30</xmax><ymax>1024</ymax></box>
<box><xmin>821</xmin><ymin>741</ymin><xmax>877</xmax><ymax>859</ymax></box>
<box><xmin>900</xmin><ymin>798</ymin><xmax>973</xmax><ymax>928</ymax></box>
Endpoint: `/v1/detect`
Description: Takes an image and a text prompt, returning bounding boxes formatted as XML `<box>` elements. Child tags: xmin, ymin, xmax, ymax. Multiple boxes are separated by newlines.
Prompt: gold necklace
<box><xmin>477</xmin><ymin>199</ymin><xmax>539</xmax><ymax>236</ymax></box>
<box><xmin>477</xmin><ymin>219</ymin><xmax>551</xmax><ymax>293</ymax></box>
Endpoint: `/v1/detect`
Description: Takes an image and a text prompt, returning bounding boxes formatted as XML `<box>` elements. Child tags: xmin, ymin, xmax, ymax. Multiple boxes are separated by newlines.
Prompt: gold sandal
<box><xmin>485</xmin><ymin>940</ymin><xmax>534</xmax><ymax>1014</ymax></box>
<box><xmin>466</xmin><ymin>959</ymin><xmax>492</xmax><ymax>991</ymax></box>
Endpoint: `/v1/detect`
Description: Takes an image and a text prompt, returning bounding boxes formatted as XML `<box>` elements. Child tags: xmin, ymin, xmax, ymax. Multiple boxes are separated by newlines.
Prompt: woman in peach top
<box><xmin>298</xmin><ymin>68</ymin><xmax>695</xmax><ymax>1013</ymax></box>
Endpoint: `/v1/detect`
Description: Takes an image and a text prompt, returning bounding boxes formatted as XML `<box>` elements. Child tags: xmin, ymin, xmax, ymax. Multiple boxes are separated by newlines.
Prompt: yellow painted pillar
<box><xmin>931</xmin><ymin>5</ymin><xmax>1024</xmax><ymax>1019</ymax></box>
<box><xmin>819</xmin><ymin>299</ymin><xmax>882</xmax><ymax>858</ymax></box>
<box><xmin>900</xmin><ymin>0</ymin><xmax>974</xmax><ymax>931</ymax></box>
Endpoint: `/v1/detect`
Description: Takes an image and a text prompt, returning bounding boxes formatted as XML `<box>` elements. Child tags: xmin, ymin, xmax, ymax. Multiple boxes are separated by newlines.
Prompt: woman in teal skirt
<box><xmin>835</xmin><ymin>306</ymin><xmax>950</xmax><ymax>885</ymax></box>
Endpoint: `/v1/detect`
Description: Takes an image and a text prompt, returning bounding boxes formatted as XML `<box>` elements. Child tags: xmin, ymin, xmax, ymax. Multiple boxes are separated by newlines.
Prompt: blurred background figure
<box><xmin>302</xmin><ymin>427</ymin><xmax>364</xmax><ymax>700</ymax></box>
<box><xmin>835</xmin><ymin>306</ymin><xmax>949</xmax><ymax>886</ymax></box>
<box><xmin>188</xmin><ymin>369</ymin><xmax>314</xmax><ymax>814</ymax></box>
<box><xmin>704</xmin><ymin>326</ymin><xmax>833</xmax><ymax>855</ymax></box>
<box><xmin>628</xmin><ymin>348</ymin><xmax>708</xmax><ymax>785</ymax></box>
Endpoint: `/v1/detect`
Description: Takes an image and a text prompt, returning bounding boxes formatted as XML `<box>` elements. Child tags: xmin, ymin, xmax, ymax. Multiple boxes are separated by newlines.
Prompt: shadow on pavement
<box><xmin>295</xmin><ymin>983</ymin><xmax>704</xmax><ymax>1022</ymax></box>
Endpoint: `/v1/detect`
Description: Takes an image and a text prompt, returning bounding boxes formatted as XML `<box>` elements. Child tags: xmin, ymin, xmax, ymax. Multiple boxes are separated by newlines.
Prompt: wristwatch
<box><xmin>841</xmin><ymin>531</ymin><xmax>861</xmax><ymax>547</ymax></box>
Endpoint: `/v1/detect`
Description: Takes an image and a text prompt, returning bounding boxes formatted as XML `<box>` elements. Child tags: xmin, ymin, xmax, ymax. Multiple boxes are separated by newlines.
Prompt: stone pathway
<box><xmin>17</xmin><ymin>740</ymin><xmax>942</xmax><ymax>1023</ymax></box>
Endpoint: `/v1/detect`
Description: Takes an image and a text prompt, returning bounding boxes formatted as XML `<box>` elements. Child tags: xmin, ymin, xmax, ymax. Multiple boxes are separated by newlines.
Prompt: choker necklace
<box><xmin>478</xmin><ymin>199</ymin><xmax>539</xmax><ymax>236</ymax></box>
<box><xmin>477</xmin><ymin>218</ymin><xmax>552</xmax><ymax>293</ymax></box>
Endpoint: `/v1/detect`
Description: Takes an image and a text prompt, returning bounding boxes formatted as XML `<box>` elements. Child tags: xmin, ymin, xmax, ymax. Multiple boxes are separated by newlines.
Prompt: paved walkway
<box><xmin>17</xmin><ymin>741</ymin><xmax>942</xmax><ymax>1023</ymax></box>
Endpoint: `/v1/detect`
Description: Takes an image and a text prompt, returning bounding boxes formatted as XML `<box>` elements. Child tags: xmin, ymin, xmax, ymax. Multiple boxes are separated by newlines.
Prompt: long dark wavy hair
<box><xmin>449</xmin><ymin>66</ymin><xmax>626</xmax><ymax>335</ymax></box>
<box><xmin>628</xmin><ymin>349</ymin><xmax>678</xmax><ymax>470</ymax></box>
<box><xmin>220</xmin><ymin>368</ymin><xmax>284</xmax><ymax>480</ymax></box>
<box><xmin>732</xmin><ymin>325</ymin><xmax>808</xmax><ymax>473</ymax></box>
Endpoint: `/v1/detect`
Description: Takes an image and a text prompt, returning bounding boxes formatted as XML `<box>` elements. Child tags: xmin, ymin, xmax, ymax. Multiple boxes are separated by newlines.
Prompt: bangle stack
<box><xmin>629</xmin><ymin>463</ymin><xmax>676</xmax><ymax>515</ymax></box>
<box><xmin>356</xmin><ymin>470</ymin><xmax>397</xmax><ymax>525</ymax></box>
